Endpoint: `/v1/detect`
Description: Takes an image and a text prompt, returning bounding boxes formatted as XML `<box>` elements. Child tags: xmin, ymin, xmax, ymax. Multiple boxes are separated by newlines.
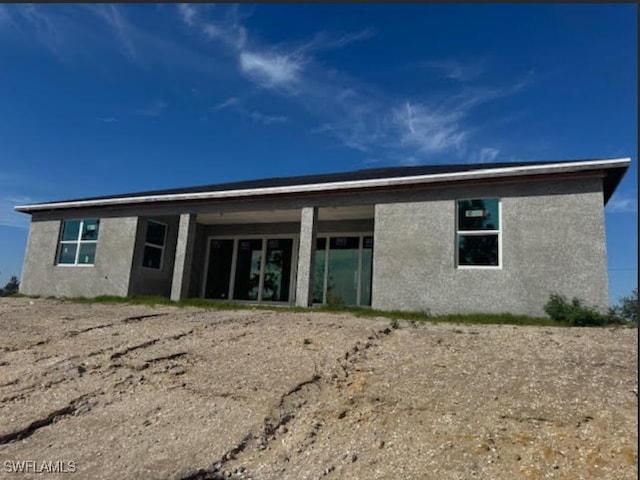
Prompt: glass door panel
<box><xmin>262</xmin><ymin>238</ymin><xmax>293</xmax><ymax>302</ymax></box>
<box><xmin>327</xmin><ymin>237</ymin><xmax>360</xmax><ymax>306</ymax></box>
<box><xmin>360</xmin><ymin>236</ymin><xmax>373</xmax><ymax>306</ymax></box>
<box><xmin>233</xmin><ymin>239</ymin><xmax>263</xmax><ymax>300</ymax></box>
<box><xmin>313</xmin><ymin>238</ymin><xmax>327</xmax><ymax>304</ymax></box>
<box><xmin>205</xmin><ymin>239</ymin><xmax>234</xmax><ymax>299</ymax></box>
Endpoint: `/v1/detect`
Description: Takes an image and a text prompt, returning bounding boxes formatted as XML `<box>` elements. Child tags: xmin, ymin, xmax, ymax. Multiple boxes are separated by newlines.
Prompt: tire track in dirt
<box><xmin>174</xmin><ymin>324</ymin><xmax>396</xmax><ymax>480</ymax></box>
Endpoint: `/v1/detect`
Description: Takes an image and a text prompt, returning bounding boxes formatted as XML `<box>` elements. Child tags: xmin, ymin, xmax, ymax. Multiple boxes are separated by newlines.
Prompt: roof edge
<box><xmin>15</xmin><ymin>158</ymin><xmax>631</xmax><ymax>213</ymax></box>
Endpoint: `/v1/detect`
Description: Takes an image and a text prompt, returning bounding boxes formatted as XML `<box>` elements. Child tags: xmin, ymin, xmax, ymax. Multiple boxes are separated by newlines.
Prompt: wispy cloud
<box><xmin>606</xmin><ymin>194</ymin><xmax>638</xmax><ymax>213</ymax></box>
<box><xmin>0</xmin><ymin>195</ymin><xmax>33</xmax><ymax>228</ymax></box>
<box><xmin>247</xmin><ymin>111</ymin><xmax>288</xmax><ymax>125</ymax></box>
<box><xmin>423</xmin><ymin>58</ymin><xmax>486</xmax><ymax>82</ymax></box>
<box><xmin>213</xmin><ymin>97</ymin><xmax>239</xmax><ymax>110</ymax></box>
<box><xmin>134</xmin><ymin>99</ymin><xmax>167</xmax><ymax>117</ymax></box>
<box><xmin>96</xmin><ymin>116</ymin><xmax>118</xmax><ymax>123</ymax></box>
<box><xmin>87</xmin><ymin>4</ymin><xmax>136</xmax><ymax>60</ymax></box>
<box><xmin>178</xmin><ymin>3</ymin><xmax>197</xmax><ymax>27</ymax></box>
<box><xmin>479</xmin><ymin>147</ymin><xmax>500</xmax><ymax>163</ymax></box>
<box><xmin>239</xmin><ymin>50</ymin><xmax>305</xmax><ymax>88</ymax></box>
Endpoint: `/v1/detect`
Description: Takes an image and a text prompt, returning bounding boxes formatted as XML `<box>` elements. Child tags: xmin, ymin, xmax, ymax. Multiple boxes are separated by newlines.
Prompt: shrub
<box><xmin>544</xmin><ymin>294</ymin><xmax>625</xmax><ymax>327</ymax></box>
<box><xmin>613</xmin><ymin>288</ymin><xmax>638</xmax><ymax>324</ymax></box>
<box><xmin>0</xmin><ymin>276</ymin><xmax>20</xmax><ymax>297</ymax></box>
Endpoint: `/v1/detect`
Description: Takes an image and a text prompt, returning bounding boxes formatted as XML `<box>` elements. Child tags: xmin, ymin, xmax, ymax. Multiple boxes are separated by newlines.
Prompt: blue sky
<box><xmin>0</xmin><ymin>3</ymin><xmax>637</xmax><ymax>303</ymax></box>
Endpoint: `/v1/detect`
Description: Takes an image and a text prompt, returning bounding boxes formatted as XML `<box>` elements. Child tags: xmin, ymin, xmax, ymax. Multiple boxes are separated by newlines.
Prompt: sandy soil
<box><xmin>0</xmin><ymin>297</ymin><xmax>637</xmax><ymax>479</ymax></box>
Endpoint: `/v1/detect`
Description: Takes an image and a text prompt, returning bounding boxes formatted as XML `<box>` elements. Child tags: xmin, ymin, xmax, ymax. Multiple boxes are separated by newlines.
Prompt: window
<box><xmin>456</xmin><ymin>198</ymin><xmax>500</xmax><ymax>267</ymax></box>
<box><xmin>57</xmin><ymin>219</ymin><xmax>100</xmax><ymax>265</ymax></box>
<box><xmin>142</xmin><ymin>221</ymin><xmax>167</xmax><ymax>269</ymax></box>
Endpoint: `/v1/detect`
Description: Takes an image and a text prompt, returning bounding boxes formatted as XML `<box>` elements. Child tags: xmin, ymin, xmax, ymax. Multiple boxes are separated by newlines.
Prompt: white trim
<box><xmin>56</xmin><ymin>219</ymin><xmax>100</xmax><ymax>266</ymax></box>
<box><xmin>455</xmin><ymin>197</ymin><xmax>502</xmax><ymax>269</ymax></box>
<box><xmin>15</xmin><ymin>158</ymin><xmax>630</xmax><ymax>212</ymax></box>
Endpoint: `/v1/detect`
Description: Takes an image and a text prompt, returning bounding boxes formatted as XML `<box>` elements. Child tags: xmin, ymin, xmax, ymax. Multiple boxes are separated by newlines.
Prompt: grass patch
<box><xmin>31</xmin><ymin>294</ymin><xmax>605</xmax><ymax>327</ymax></box>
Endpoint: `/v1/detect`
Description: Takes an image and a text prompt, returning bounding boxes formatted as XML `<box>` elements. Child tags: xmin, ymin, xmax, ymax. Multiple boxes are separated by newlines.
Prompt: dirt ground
<box><xmin>0</xmin><ymin>298</ymin><xmax>637</xmax><ymax>480</ymax></box>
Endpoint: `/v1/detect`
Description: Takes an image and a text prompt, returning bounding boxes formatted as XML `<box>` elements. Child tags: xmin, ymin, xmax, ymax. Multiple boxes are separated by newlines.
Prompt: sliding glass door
<box><xmin>204</xmin><ymin>237</ymin><xmax>295</xmax><ymax>303</ymax></box>
<box><xmin>313</xmin><ymin>235</ymin><xmax>373</xmax><ymax>307</ymax></box>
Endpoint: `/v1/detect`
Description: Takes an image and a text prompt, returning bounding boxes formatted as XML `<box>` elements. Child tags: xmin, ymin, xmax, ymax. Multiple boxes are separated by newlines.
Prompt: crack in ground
<box><xmin>174</xmin><ymin>325</ymin><xmax>397</xmax><ymax>479</ymax></box>
<box><xmin>122</xmin><ymin>313</ymin><xmax>169</xmax><ymax>324</ymax></box>
<box><xmin>110</xmin><ymin>330</ymin><xmax>194</xmax><ymax>361</ymax></box>
<box><xmin>0</xmin><ymin>395</ymin><xmax>93</xmax><ymax>445</ymax></box>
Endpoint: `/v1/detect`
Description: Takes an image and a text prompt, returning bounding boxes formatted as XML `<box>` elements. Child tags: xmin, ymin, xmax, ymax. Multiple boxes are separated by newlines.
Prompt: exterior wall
<box><xmin>20</xmin><ymin>217</ymin><xmax>138</xmax><ymax>298</ymax></box>
<box><xmin>372</xmin><ymin>177</ymin><xmax>609</xmax><ymax>317</ymax></box>
<box><xmin>128</xmin><ymin>216</ymin><xmax>180</xmax><ymax>297</ymax></box>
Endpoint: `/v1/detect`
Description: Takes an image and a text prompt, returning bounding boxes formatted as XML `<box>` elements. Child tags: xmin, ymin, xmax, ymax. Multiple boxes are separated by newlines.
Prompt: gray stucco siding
<box><xmin>372</xmin><ymin>177</ymin><xmax>608</xmax><ymax>316</ymax></box>
<box><xmin>20</xmin><ymin>217</ymin><xmax>138</xmax><ymax>298</ymax></box>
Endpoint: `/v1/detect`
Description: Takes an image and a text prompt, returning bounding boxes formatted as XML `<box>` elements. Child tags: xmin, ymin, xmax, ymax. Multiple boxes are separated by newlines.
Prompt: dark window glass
<box><xmin>233</xmin><ymin>239</ymin><xmax>263</xmax><ymax>301</ymax></box>
<box><xmin>61</xmin><ymin>220</ymin><xmax>81</xmax><ymax>241</ymax></box>
<box><xmin>205</xmin><ymin>239</ymin><xmax>234</xmax><ymax>299</ymax></box>
<box><xmin>262</xmin><ymin>238</ymin><xmax>293</xmax><ymax>302</ymax></box>
<box><xmin>78</xmin><ymin>243</ymin><xmax>97</xmax><ymax>264</ymax></box>
<box><xmin>145</xmin><ymin>221</ymin><xmax>166</xmax><ymax>246</ymax></box>
<box><xmin>81</xmin><ymin>219</ymin><xmax>100</xmax><ymax>241</ymax></box>
<box><xmin>458</xmin><ymin>235</ymin><xmax>499</xmax><ymax>266</ymax></box>
<box><xmin>143</xmin><ymin>246</ymin><xmax>163</xmax><ymax>269</ymax></box>
<box><xmin>313</xmin><ymin>238</ymin><xmax>327</xmax><ymax>303</ymax></box>
<box><xmin>458</xmin><ymin>198</ymin><xmax>499</xmax><ymax>231</ymax></box>
<box><xmin>58</xmin><ymin>243</ymin><xmax>77</xmax><ymax>264</ymax></box>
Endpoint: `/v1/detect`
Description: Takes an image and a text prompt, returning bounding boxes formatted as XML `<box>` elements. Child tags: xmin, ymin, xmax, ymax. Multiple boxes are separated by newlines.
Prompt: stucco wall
<box><xmin>20</xmin><ymin>217</ymin><xmax>138</xmax><ymax>298</ymax></box>
<box><xmin>128</xmin><ymin>216</ymin><xmax>179</xmax><ymax>297</ymax></box>
<box><xmin>372</xmin><ymin>177</ymin><xmax>609</xmax><ymax>316</ymax></box>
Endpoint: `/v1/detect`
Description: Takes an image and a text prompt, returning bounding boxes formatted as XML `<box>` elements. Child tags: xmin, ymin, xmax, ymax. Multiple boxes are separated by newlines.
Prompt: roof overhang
<box><xmin>15</xmin><ymin>158</ymin><xmax>631</xmax><ymax>213</ymax></box>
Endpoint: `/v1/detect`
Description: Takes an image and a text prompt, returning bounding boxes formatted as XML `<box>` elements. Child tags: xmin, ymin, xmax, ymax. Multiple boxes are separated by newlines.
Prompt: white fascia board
<box><xmin>15</xmin><ymin>158</ymin><xmax>631</xmax><ymax>213</ymax></box>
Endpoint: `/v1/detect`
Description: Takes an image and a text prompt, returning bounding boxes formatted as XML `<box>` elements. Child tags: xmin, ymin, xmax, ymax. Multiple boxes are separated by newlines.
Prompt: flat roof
<box><xmin>15</xmin><ymin>157</ymin><xmax>630</xmax><ymax>213</ymax></box>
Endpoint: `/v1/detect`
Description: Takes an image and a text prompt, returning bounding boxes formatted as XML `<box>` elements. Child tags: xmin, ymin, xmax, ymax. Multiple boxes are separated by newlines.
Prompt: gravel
<box><xmin>0</xmin><ymin>297</ymin><xmax>637</xmax><ymax>479</ymax></box>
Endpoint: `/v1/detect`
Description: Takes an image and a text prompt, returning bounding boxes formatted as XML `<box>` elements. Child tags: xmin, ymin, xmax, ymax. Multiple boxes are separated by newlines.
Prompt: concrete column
<box><xmin>295</xmin><ymin>206</ymin><xmax>318</xmax><ymax>307</ymax></box>
<box><xmin>170</xmin><ymin>213</ymin><xmax>197</xmax><ymax>302</ymax></box>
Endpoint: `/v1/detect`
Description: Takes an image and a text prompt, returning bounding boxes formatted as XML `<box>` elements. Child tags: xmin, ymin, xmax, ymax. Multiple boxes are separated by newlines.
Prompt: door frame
<box><xmin>201</xmin><ymin>234</ymin><xmax>299</xmax><ymax>305</ymax></box>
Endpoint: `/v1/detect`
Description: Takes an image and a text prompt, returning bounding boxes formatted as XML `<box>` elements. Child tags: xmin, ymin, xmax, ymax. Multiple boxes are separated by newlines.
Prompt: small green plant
<box><xmin>390</xmin><ymin>318</ymin><xmax>400</xmax><ymax>329</ymax></box>
<box><xmin>612</xmin><ymin>288</ymin><xmax>638</xmax><ymax>324</ymax></box>
<box><xmin>544</xmin><ymin>294</ymin><xmax>625</xmax><ymax>327</ymax></box>
<box><xmin>0</xmin><ymin>276</ymin><xmax>20</xmax><ymax>297</ymax></box>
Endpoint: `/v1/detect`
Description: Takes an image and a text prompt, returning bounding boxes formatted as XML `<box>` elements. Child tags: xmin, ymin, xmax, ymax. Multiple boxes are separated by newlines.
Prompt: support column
<box><xmin>295</xmin><ymin>206</ymin><xmax>318</xmax><ymax>307</ymax></box>
<box><xmin>171</xmin><ymin>213</ymin><xmax>196</xmax><ymax>302</ymax></box>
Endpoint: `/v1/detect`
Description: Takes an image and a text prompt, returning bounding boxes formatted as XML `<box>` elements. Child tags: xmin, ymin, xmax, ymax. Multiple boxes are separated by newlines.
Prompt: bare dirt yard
<box><xmin>0</xmin><ymin>297</ymin><xmax>637</xmax><ymax>480</ymax></box>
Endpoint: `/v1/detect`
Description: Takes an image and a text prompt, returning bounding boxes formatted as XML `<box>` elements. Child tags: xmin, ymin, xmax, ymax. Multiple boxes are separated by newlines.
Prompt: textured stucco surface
<box><xmin>20</xmin><ymin>217</ymin><xmax>138</xmax><ymax>298</ymax></box>
<box><xmin>372</xmin><ymin>177</ymin><xmax>609</xmax><ymax>316</ymax></box>
<box><xmin>295</xmin><ymin>207</ymin><xmax>318</xmax><ymax>307</ymax></box>
<box><xmin>170</xmin><ymin>213</ymin><xmax>197</xmax><ymax>301</ymax></box>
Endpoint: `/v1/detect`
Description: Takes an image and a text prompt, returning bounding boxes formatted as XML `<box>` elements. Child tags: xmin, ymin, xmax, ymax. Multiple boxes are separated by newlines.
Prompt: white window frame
<box><xmin>56</xmin><ymin>219</ymin><xmax>100</xmax><ymax>267</ymax></box>
<box><xmin>142</xmin><ymin>220</ymin><xmax>168</xmax><ymax>270</ymax></box>
<box><xmin>455</xmin><ymin>198</ymin><xmax>502</xmax><ymax>269</ymax></box>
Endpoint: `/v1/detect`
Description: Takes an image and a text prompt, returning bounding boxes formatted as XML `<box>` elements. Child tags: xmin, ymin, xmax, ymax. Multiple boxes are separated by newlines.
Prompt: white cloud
<box><xmin>91</xmin><ymin>4</ymin><xmax>136</xmax><ymax>60</ymax></box>
<box><xmin>213</xmin><ymin>97</ymin><xmax>239</xmax><ymax>110</ymax></box>
<box><xmin>178</xmin><ymin>4</ymin><xmax>197</xmax><ymax>27</ymax></box>
<box><xmin>247</xmin><ymin>111</ymin><xmax>287</xmax><ymax>125</ymax></box>
<box><xmin>391</xmin><ymin>101</ymin><xmax>467</xmax><ymax>154</ymax></box>
<box><xmin>134</xmin><ymin>99</ymin><xmax>167</xmax><ymax>117</ymax></box>
<box><xmin>239</xmin><ymin>50</ymin><xmax>304</xmax><ymax>88</ymax></box>
<box><xmin>96</xmin><ymin>116</ymin><xmax>118</xmax><ymax>123</ymax></box>
<box><xmin>423</xmin><ymin>58</ymin><xmax>486</xmax><ymax>82</ymax></box>
<box><xmin>606</xmin><ymin>195</ymin><xmax>638</xmax><ymax>213</ymax></box>
<box><xmin>0</xmin><ymin>195</ymin><xmax>33</xmax><ymax>229</ymax></box>
<box><xmin>479</xmin><ymin>147</ymin><xmax>500</xmax><ymax>163</ymax></box>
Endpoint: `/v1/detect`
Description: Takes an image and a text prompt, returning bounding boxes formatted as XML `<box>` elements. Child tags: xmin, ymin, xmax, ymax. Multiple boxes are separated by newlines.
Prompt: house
<box><xmin>15</xmin><ymin>157</ymin><xmax>630</xmax><ymax>316</ymax></box>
